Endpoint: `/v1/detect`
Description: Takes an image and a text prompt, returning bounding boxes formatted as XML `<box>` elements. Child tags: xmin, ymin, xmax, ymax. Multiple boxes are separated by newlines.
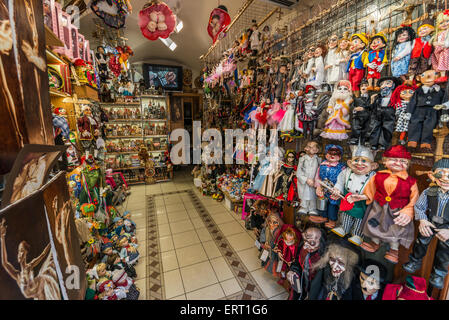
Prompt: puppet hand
<box><xmin>441</xmin><ymin>114</ymin><xmax>449</xmax><ymax>123</ymax></box>
<box><xmin>377</xmin><ymin>64</ymin><xmax>385</xmax><ymax>72</ymax></box>
<box><xmin>367</xmin><ymin>62</ymin><xmax>377</xmax><ymax>69</ymax></box>
<box><xmin>316</xmin><ymin>187</ymin><xmax>324</xmax><ymax>198</ymax></box>
<box><xmin>435</xmin><ymin>229</ymin><xmax>449</xmax><ymax>242</ymax></box>
<box><xmin>287</xmin><ymin>271</ymin><xmax>296</xmax><ymax>283</ymax></box>
<box><xmin>419</xmin><ymin>219</ymin><xmax>436</xmax><ymax>237</ymax></box>
<box><xmin>354</xmin><ymin>107</ymin><xmax>364</xmax><ymax>112</ymax></box>
<box><xmin>393</xmin><ymin>57</ymin><xmax>400</xmax><ymax>62</ymax></box>
<box><xmin>393</xmin><ymin>211</ymin><xmax>412</xmax><ymax>226</ymax></box>
<box><xmin>403</xmin><ymin>113</ymin><xmax>412</xmax><ymax>121</ymax></box>
<box><xmin>306</xmin><ymin>178</ymin><xmax>315</xmax><ymax>187</ymax></box>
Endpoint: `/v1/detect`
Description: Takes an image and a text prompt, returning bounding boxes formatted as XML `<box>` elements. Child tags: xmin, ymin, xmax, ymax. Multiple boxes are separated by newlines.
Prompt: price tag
<box><xmin>276</xmin><ymin>260</ymin><xmax>283</xmax><ymax>273</ymax></box>
<box><xmin>255</xmin><ymin>240</ymin><xmax>261</xmax><ymax>249</ymax></box>
<box><xmin>260</xmin><ymin>249</ymin><xmax>269</xmax><ymax>262</ymax></box>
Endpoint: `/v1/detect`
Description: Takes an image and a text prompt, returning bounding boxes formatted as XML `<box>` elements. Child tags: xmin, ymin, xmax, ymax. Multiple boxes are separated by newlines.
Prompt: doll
<box><xmin>260</xmin><ymin>213</ymin><xmax>284</xmax><ymax>277</ymax></box>
<box><xmin>391</xmin><ymin>26</ymin><xmax>415</xmax><ymax>81</ymax></box>
<box><xmin>347</xmin><ymin>33</ymin><xmax>369</xmax><ymax>97</ymax></box>
<box><xmin>287</xmin><ymin>227</ymin><xmax>326</xmax><ymax>300</ymax></box>
<box><xmin>77</xmin><ymin>105</ymin><xmax>99</xmax><ymax>154</ymax></box>
<box><xmin>289</xmin><ymin>58</ymin><xmax>303</xmax><ymax>91</ymax></box>
<box><xmin>324</xmin><ymin>34</ymin><xmax>340</xmax><ymax>86</ymax></box>
<box><xmin>98</xmin><ymin>279</ymin><xmax>127</xmax><ymax>300</ymax></box>
<box><xmin>249</xmin><ymin>21</ymin><xmax>261</xmax><ymax>55</ymax></box>
<box><xmin>406</xmin><ymin>69</ymin><xmax>445</xmax><ymax>150</ymax></box>
<box><xmin>355</xmin><ymin>145</ymin><xmax>419</xmax><ymax>264</ymax></box>
<box><xmin>368</xmin><ymin>76</ymin><xmax>401</xmax><ymax>151</ymax></box>
<box><xmin>302</xmin><ymin>45</ymin><xmax>316</xmax><ymax>85</ymax></box>
<box><xmin>390</xmin><ymin>84</ymin><xmax>417</xmax><ymax>145</ymax></box>
<box><xmin>255</xmin><ymin>98</ymin><xmax>270</xmax><ymax>129</ymax></box>
<box><xmin>348</xmin><ymin>80</ymin><xmax>371</xmax><ymax>146</ymax></box>
<box><xmin>112</xmin><ymin>269</ymin><xmax>140</xmax><ymax>300</ymax></box>
<box><xmin>364</xmin><ymin>33</ymin><xmax>388</xmax><ymax>91</ymax></box>
<box><xmin>278</xmin><ymin>91</ymin><xmax>297</xmax><ymax>141</ymax></box>
<box><xmin>402</xmin><ymin>159</ymin><xmax>449</xmax><ymax>289</ymax></box>
<box><xmin>310</xmin><ymin>144</ymin><xmax>346</xmax><ymax>228</ymax></box>
<box><xmin>297</xmin><ymin>85</ymin><xmax>319</xmax><ymax>140</ymax></box>
<box><xmin>320</xmin><ymin>80</ymin><xmax>353</xmax><ymax>141</ymax></box>
<box><xmin>308</xmin><ymin>45</ymin><xmax>326</xmax><ymax>88</ymax></box>
<box><xmin>347</xmin><ymin>259</ymin><xmax>387</xmax><ymax>300</ymax></box>
<box><xmin>273</xmin><ymin>226</ymin><xmax>302</xmax><ymax>282</ymax></box>
<box><xmin>337</xmin><ymin>32</ymin><xmax>351</xmax><ymax>81</ymax></box>
<box><xmin>267</xmin><ymin>97</ymin><xmax>284</xmax><ymax>129</ymax></box>
<box><xmin>431</xmin><ymin>11</ymin><xmax>449</xmax><ymax>83</ymax></box>
<box><xmin>274</xmin><ymin>62</ymin><xmax>289</xmax><ymax>100</ymax></box>
<box><xmin>95</xmin><ymin>45</ymin><xmax>109</xmax><ymax>82</ymax></box>
<box><xmin>408</xmin><ymin>19</ymin><xmax>434</xmax><ymax>81</ymax></box>
<box><xmin>273</xmin><ymin>151</ymin><xmax>298</xmax><ymax>202</ymax></box>
<box><xmin>118</xmin><ymin>235</ymin><xmax>139</xmax><ymax>266</ymax></box>
<box><xmin>296</xmin><ymin>141</ymin><xmax>321</xmax><ymax>217</ymax></box>
<box><xmin>259</xmin><ymin>147</ymin><xmax>284</xmax><ymax>198</ymax></box>
<box><xmin>382</xmin><ymin>275</ymin><xmax>433</xmax><ymax>300</ymax></box>
<box><xmin>330</xmin><ymin>146</ymin><xmax>378</xmax><ymax>246</ymax></box>
<box><xmin>308</xmin><ymin>242</ymin><xmax>359</xmax><ymax>300</ymax></box>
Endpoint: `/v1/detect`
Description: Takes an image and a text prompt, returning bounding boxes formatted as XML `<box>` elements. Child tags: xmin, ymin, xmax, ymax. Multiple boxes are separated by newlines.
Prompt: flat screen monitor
<box><xmin>143</xmin><ymin>63</ymin><xmax>183</xmax><ymax>92</ymax></box>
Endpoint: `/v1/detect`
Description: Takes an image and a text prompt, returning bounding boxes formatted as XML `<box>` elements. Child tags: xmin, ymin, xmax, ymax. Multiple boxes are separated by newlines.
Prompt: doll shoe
<box><xmin>360</xmin><ymin>241</ymin><xmax>380</xmax><ymax>253</ymax></box>
<box><xmin>348</xmin><ymin>235</ymin><xmax>363</xmax><ymax>246</ymax></box>
<box><xmin>331</xmin><ymin>227</ymin><xmax>347</xmax><ymax>237</ymax></box>
<box><xmin>429</xmin><ymin>273</ymin><xmax>445</xmax><ymax>289</ymax></box>
<box><xmin>308</xmin><ymin>215</ymin><xmax>328</xmax><ymax>224</ymax></box>
<box><xmin>402</xmin><ymin>260</ymin><xmax>422</xmax><ymax>274</ymax></box>
<box><xmin>374</xmin><ymin>86</ymin><xmax>381</xmax><ymax>92</ymax></box>
<box><xmin>366</xmin><ymin>86</ymin><xmax>374</xmax><ymax>91</ymax></box>
<box><xmin>407</xmin><ymin>141</ymin><xmax>418</xmax><ymax>148</ymax></box>
<box><xmin>384</xmin><ymin>249</ymin><xmax>399</xmax><ymax>264</ymax></box>
<box><xmin>324</xmin><ymin>220</ymin><xmax>336</xmax><ymax>229</ymax></box>
<box><xmin>420</xmin><ymin>143</ymin><xmax>432</xmax><ymax>150</ymax></box>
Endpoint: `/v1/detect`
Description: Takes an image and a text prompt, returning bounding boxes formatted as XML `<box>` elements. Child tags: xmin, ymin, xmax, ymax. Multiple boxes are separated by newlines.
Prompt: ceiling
<box><xmin>79</xmin><ymin>0</ymin><xmax>319</xmax><ymax>73</ymax></box>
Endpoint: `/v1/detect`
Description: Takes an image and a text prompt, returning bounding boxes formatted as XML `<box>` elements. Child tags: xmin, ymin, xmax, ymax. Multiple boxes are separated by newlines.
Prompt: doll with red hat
<box><xmin>353</xmin><ymin>145</ymin><xmax>419</xmax><ymax>264</ymax></box>
<box><xmin>382</xmin><ymin>275</ymin><xmax>433</xmax><ymax>300</ymax></box>
<box><xmin>390</xmin><ymin>83</ymin><xmax>418</xmax><ymax>145</ymax></box>
<box><xmin>364</xmin><ymin>33</ymin><xmax>388</xmax><ymax>91</ymax></box>
<box><xmin>98</xmin><ymin>279</ymin><xmax>127</xmax><ymax>300</ymax></box>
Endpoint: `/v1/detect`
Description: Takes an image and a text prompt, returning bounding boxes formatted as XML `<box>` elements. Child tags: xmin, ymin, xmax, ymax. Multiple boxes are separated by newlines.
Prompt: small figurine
<box><xmin>408</xmin><ymin>19</ymin><xmax>434</xmax><ymax>81</ymax></box>
<box><xmin>348</xmin><ymin>80</ymin><xmax>371</xmax><ymax>146</ymax></box>
<box><xmin>347</xmin><ymin>33</ymin><xmax>369</xmax><ymax>97</ymax></box>
<box><xmin>391</xmin><ymin>26</ymin><xmax>415</xmax><ymax>81</ymax></box>
<box><xmin>431</xmin><ymin>11</ymin><xmax>449</xmax><ymax>83</ymax></box>
<box><xmin>364</xmin><ymin>33</ymin><xmax>388</xmax><ymax>91</ymax></box>
<box><xmin>389</xmin><ymin>83</ymin><xmax>417</xmax><ymax>145</ymax></box>
<box><xmin>402</xmin><ymin>159</ymin><xmax>449</xmax><ymax>289</ymax></box>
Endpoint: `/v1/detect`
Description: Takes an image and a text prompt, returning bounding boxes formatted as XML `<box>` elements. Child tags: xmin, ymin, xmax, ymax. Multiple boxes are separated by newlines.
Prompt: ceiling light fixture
<box><xmin>175</xmin><ymin>19</ymin><xmax>183</xmax><ymax>33</ymax></box>
<box><xmin>160</xmin><ymin>37</ymin><xmax>177</xmax><ymax>51</ymax></box>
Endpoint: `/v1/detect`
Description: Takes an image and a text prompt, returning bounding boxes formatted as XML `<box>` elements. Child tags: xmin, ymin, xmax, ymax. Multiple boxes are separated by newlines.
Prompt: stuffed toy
<box><xmin>330</xmin><ymin>146</ymin><xmax>378</xmax><ymax>246</ymax></box>
<box><xmin>310</xmin><ymin>144</ymin><xmax>346</xmax><ymax>229</ymax></box>
<box><xmin>287</xmin><ymin>227</ymin><xmax>326</xmax><ymax>300</ymax></box>
<box><xmin>347</xmin><ymin>259</ymin><xmax>387</xmax><ymax>300</ymax></box>
<box><xmin>296</xmin><ymin>141</ymin><xmax>321</xmax><ymax>218</ymax></box>
<box><xmin>324</xmin><ymin>34</ymin><xmax>340</xmax><ymax>86</ymax></box>
<box><xmin>357</xmin><ymin>145</ymin><xmax>419</xmax><ymax>264</ymax></box>
<box><xmin>368</xmin><ymin>76</ymin><xmax>401</xmax><ymax>151</ymax></box>
<box><xmin>320</xmin><ymin>80</ymin><xmax>353</xmax><ymax>141</ymax></box>
<box><xmin>391</xmin><ymin>25</ymin><xmax>416</xmax><ymax>81</ymax></box>
<box><xmin>348</xmin><ymin>80</ymin><xmax>370</xmax><ymax>146</ymax></box>
<box><xmin>390</xmin><ymin>83</ymin><xmax>417</xmax><ymax>145</ymax></box>
<box><xmin>382</xmin><ymin>275</ymin><xmax>433</xmax><ymax>300</ymax></box>
<box><xmin>347</xmin><ymin>33</ymin><xmax>368</xmax><ymax>97</ymax></box>
<box><xmin>403</xmin><ymin>159</ymin><xmax>449</xmax><ymax>289</ymax></box>
<box><xmin>431</xmin><ymin>10</ymin><xmax>449</xmax><ymax>83</ymax></box>
<box><xmin>138</xmin><ymin>1</ymin><xmax>176</xmax><ymax>41</ymax></box>
<box><xmin>408</xmin><ymin>19</ymin><xmax>434</xmax><ymax>81</ymax></box>
<box><xmin>364</xmin><ymin>32</ymin><xmax>388</xmax><ymax>91</ymax></box>
<box><xmin>405</xmin><ymin>69</ymin><xmax>445</xmax><ymax>150</ymax></box>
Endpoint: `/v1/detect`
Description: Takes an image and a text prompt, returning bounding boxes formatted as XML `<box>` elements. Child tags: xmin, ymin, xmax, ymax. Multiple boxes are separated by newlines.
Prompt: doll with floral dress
<box><xmin>431</xmin><ymin>11</ymin><xmax>449</xmax><ymax>83</ymax></box>
<box><xmin>391</xmin><ymin>26</ymin><xmax>416</xmax><ymax>82</ymax></box>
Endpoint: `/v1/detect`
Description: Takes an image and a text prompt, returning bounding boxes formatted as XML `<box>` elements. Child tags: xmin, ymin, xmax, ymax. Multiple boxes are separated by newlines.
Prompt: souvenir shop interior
<box><xmin>1</xmin><ymin>0</ymin><xmax>449</xmax><ymax>302</ymax></box>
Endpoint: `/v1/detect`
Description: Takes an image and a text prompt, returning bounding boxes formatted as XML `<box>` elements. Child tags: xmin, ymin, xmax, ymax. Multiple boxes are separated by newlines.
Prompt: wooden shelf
<box><xmin>46</xmin><ymin>49</ymin><xmax>68</xmax><ymax>65</ymax></box>
<box><xmin>106</xmin><ymin>136</ymin><xmax>143</xmax><ymax>139</ymax></box>
<box><xmin>100</xmin><ymin>103</ymin><xmax>141</xmax><ymax>107</ymax></box>
<box><xmin>109</xmin><ymin>166</ymin><xmax>145</xmax><ymax>171</ymax></box>
<box><xmin>108</xmin><ymin>119</ymin><xmax>143</xmax><ymax>122</ymax></box>
<box><xmin>45</xmin><ymin>25</ymin><xmax>64</xmax><ymax>47</ymax></box>
<box><xmin>49</xmin><ymin>89</ymin><xmax>71</xmax><ymax>97</ymax></box>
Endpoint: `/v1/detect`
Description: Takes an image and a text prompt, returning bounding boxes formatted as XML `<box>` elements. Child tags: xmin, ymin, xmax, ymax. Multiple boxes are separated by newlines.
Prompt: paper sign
<box><xmin>255</xmin><ymin>240</ymin><xmax>261</xmax><ymax>249</ymax></box>
<box><xmin>260</xmin><ymin>249</ymin><xmax>269</xmax><ymax>262</ymax></box>
<box><xmin>276</xmin><ymin>260</ymin><xmax>283</xmax><ymax>273</ymax></box>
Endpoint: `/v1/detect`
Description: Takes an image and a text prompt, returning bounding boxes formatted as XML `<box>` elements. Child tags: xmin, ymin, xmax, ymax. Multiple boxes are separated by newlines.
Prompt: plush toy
<box><xmin>408</xmin><ymin>19</ymin><xmax>434</xmax><ymax>81</ymax></box>
<box><xmin>382</xmin><ymin>275</ymin><xmax>433</xmax><ymax>300</ymax></box>
<box><xmin>431</xmin><ymin>10</ymin><xmax>449</xmax><ymax>83</ymax></box>
<box><xmin>368</xmin><ymin>76</ymin><xmax>401</xmax><ymax>151</ymax></box>
<box><xmin>310</xmin><ymin>144</ymin><xmax>346</xmax><ymax>228</ymax></box>
<box><xmin>391</xmin><ymin>26</ymin><xmax>415</xmax><ymax>81</ymax></box>
<box><xmin>390</xmin><ymin>83</ymin><xmax>417</xmax><ymax>145</ymax></box>
<box><xmin>364</xmin><ymin>33</ymin><xmax>388</xmax><ymax>91</ymax></box>
<box><xmin>330</xmin><ymin>146</ymin><xmax>378</xmax><ymax>246</ymax></box>
<box><xmin>320</xmin><ymin>80</ymin><xmax>353</xmax><ymax>141</ymax></box>
<box><xmin>403</xmin><ymin>159</ymin><xmax>449</xmax><ymax>289</ymax></box>
<box><xmin>347</xmin><ymin>33</ymin><xmax>369</xmax><ymax>97</ymax></box>
<box><xmin>357</xmin><ymin>145</ymin><xmax>419</xmax><ymax>264</ymax></box>
<box><xmin>348</xmin><ymin>80</ymin><xmax>370</xmax><ymax>146</ymax></box>
<box><xmin>406</xmin><ymin>69</ymin><xmax>445</xmax><ymax>150</ymax></box>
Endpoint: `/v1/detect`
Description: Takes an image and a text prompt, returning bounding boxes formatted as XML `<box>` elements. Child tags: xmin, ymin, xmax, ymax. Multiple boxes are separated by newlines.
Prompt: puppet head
<box><xmin>347</xmin><ymin>146</ymin><xmax>378</xmax><ymax>175</ymax></box>
<box><xmin>305</xmin><ymin>85</ymin><xmax>317</xmax><ymax>98</ymax></box>
<box><xmin>324</xmin><ymin>144</ymin><xmax>343</xmax><ymax>164</ymax></box>
<box><xmin>282</xmin><ymin>226</ymin><xmax>299</xmax><ymax>246</ymax></box>
<box><xmin>266</xmin><ymin>213</ymin><xmax>283</xmax><ymax>232</ymax></box>
<box><xmin>337</xmin><ymin>32</ymin><xmax>350</xmax><ymax>52</ymax></box>
<box><xmin>436</xmin><ymin>10</ymin><xmax>449</xmax><ymax>32</ymax></box>
<box><xmin>358</xmin><ymin>259</ymin><xmax>387</xmax><ymax>296</ymax></box>
<box><xmin>394</xmin><ymin>25</ymin><xmax>415</xmax><ymax>45</ymax></box>
<box><xmin>350</xmin><ymin>33</ymin><xmax>368</xmax><ymax>53</ymax></box>
<box><xmin>379</xmin><ymin>77</ymin><xmax>400</xmax><ymax>97</ymax></box>
<box><xmin>304</xmin><ymin>141</ymin><xmax>320</xmax><ymax>156</ymax></box>
<box><xmin>429</xmin><ymin>159</ymin><xmax>449</xmax><ymax>192</ymax></box>
<box><xmin>302</xmin><ymin>227</ymin><xmax>324</xmax><ymax>253</ymax></box>
<box><xmin>306</xmin><ymin>45</ymin><xmax>316</xmax><ymax>59</ymax></box>
<box><xmin>98</xmin><ymin>279</ymin><xmax>115</xmax><ymax>296</ymax></box>
<box><xmin>332</xmin><ymin>80</ymin><xmax>352</xmax><ymax>101</ymax></box>
<box><xmin>369</xmin><ymin>33</ymin><xmax>387</xmax><ymax>51</ymax></box>
<box><xmin>285</xmin><ymin>151</ymin><xmax>296</xmax><ymax>166</ymax></box>
<box><xmin>390</xmin><ymin>84</ymin><xmax>417</xmax><ymax>108</ymax></box>
<box><xmin>314</xmin><ymin>44</ymin><xmax>327</xmax><ymax>58</ymax></box>
<box><xmin>82</xmin><ymin>105</ymin><xmax>92</xmax><ymax>116</ymax></box>
<box><xmin>417</xmin><ymin>19</ymin><xmax>435</xmax><ymax>38</ymax></box>
<box><xmin>382</xmin><ymin>145</ymin><xmax>411</xmax><ymax>173</ymax></box>
<box><xmin>416</xmin><ymin>69</ymin><xmax>439</xmax><ymax>87</ymax></box>
<box><xmin>328</xmin><ymin>34</ymin><xmax>338</xmax><ymax>49</ymax></box>
<box><xmin>360</xmin><ymin>79</ymin><xmax>369</xmax><ymax>96</ymax></box>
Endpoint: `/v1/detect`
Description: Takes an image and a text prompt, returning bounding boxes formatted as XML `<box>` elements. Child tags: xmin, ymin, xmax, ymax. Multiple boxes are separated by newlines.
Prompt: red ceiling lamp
<box><xmin>138</xmin><ymin>0</ymin><xmax>177</xmax><ymax>41</ymax></box>
<box><xmin>207</xmin><ymin>5</ymin><xmax>231</xmax><ymax>44</ymax></box>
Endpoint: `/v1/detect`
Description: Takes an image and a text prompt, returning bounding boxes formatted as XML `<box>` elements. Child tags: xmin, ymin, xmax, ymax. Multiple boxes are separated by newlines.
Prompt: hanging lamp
<box><xmin>138</xmin><ymin>0</ymin><xmax>177</xmax><ymax>41</ymax></box>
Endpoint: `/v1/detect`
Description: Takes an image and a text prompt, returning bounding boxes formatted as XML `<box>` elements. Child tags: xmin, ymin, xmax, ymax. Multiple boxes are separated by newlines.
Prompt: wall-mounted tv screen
<box><xmin>143</xmin><ymin>64</ymin><xmax>183</xmax><ymax>92</ymax></box>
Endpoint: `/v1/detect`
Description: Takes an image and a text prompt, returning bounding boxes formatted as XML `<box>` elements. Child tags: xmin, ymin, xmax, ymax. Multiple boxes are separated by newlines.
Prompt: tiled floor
<box><xmin>118</xmin><ymin>168</ymin><xmax>288</xmax><ymax>300</ymax></box>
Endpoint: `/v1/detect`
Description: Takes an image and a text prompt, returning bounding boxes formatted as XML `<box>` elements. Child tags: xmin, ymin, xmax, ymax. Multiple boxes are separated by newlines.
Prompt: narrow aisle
<box><xmin>122</xmin><ymin>169</ymin><xmax>289</xmax><ymax>300</ymax></box>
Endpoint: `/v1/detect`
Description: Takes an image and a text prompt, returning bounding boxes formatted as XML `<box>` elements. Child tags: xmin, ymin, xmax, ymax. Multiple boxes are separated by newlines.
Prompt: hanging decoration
<box><xmin>207</xmin><ymin>5</ymin><xmax>231</xmax><ymax>44</ymax></box>
<box><xmin>138</xmin><ymin>1</ymin><xmax>177</xmax><ymax>41</ymax></box>
<box><xmin>90</xmin><ymin>0</ymin><xmax>132</xmax><ymax>29</ymax></box>
<box><xmin>116</xmin><ymin>45</ymin><xmax>134</xmax><ymax>73</ymax></box>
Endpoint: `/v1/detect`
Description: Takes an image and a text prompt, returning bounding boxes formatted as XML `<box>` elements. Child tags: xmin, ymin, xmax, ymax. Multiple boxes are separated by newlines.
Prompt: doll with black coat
<box><xmin>346</xmin><ymin>259</ymin><xmax>387</xmax><ymax>300</ymax></box>
<box><xmin>349</xmin><ymin>80</ymin><xmax>372</xmax><ymax>146</ymax></box>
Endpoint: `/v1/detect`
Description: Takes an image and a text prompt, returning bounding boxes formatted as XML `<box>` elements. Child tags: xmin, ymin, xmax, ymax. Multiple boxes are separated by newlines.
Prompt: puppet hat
<box><xmin>305</xmin><ymin>85</ymin><xmax>316</xmax><ymax>94</ymax></box>
<box><xmin>371</xmin><ymin>32</ymin><xmax>387</xmax><ymax>44</ymax></box>
<box><xmin>351</xmin><ymin>33</ymin><xmax>369</xmax><ymax>46</ymax></box>
<box><xmin>352</xmin><ymin>146</ymin><xmax>374</xmax><ymax>161</ymax></box>
<box><xmin>336</xmin><ymin>79</ymin><xmax>352</xmax><ymax>91</ymax></box>
<box><xmin>418</xmin><ymin>18</ymin><xmax>435</xmax><ymax>31</ymax></box>
<box><xmin>325</xmin><ymin>144</ymin><xmax>343</xmax><ymax>156</ymax></box>
<box><xmin>433</xmin><ymin>158</ymin><xmax>449</xmax><ymax>170</ymax></box>
<box><xmin>383</xmin><ymin>275</ymin><xmax>432</xmax><ymax>300</ymax></box>
<box><xmin>98</xmin><ymin>280</ymin><xmax>114</xmax><ymax>293</ymax></box>
<box><xmin>383</xmin><ymin>145</ymin><xmax>411</xmax><ymax>160</ymax></box>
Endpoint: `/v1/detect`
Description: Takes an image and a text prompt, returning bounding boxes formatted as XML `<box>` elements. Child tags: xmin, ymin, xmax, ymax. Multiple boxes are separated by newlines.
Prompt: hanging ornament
<box><xmin>116</xmin><ymin>45</ymin><xmax>134</xmax><ymax>73</ymax></box>
<box><xmin>207</xmin><ymin>5</ymin><xmax>231</xmax><ymax>44</ymax></box>
<box><xmin>138</xmin><ymin>1</ymin><xmax>177</xmax><ymax>41</ymax></box>
<box><xmin>90</xmin><ymin>0</ymin><xmax>132</xmax><ymax>29</ymax></box>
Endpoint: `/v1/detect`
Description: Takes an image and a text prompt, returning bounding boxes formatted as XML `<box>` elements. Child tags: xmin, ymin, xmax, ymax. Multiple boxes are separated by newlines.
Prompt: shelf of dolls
<box><xmin>100</xmin><ymin>103</ymin><xmax>141</xmax><ymax>107</ymax></box>
<box><xmin>106</xmin><ymin>136</ymin><xmax>145</xmax><ymax>139</ymax></box>
<box><xmin>108</xmin><ymin>119</ymin><xmax>145</xmax><ymax>123</ymax></box>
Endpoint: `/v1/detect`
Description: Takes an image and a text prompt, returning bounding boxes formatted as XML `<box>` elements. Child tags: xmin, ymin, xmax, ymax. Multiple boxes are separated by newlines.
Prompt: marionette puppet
<box><xmin>368</xmin><ymin>76</ymin><xmax>401</xmax><ymax>151</ymax></box>
<box><xmin>273</xmin><ymin>151</ymin><xmax>298</xmax><ymax>202</ymax></box>
<box><xmin>364</xmin><ymin>33</ymin><xmax>388</xmax><ymax>91</ymax></box>
<box><xmin>310</xmin><ymin>144</ymin><xmax>346</xmax><ymax>228</ymax></box>
<box><xmin>320</xmin><ymin>80</ymin><xmax>353</xmax><ymax>141</ymax></box>
<box><xmin>274</xmin><ymin>61</ymin><xmax>289</xmax><ymax>101</ymax></box>
<box><xmin>406</xmin><ymin>69</ymin><xmax>445</xmax><ymax>150</ymax></box>
<box><xmin>260</xmin><ymin>213</ymin><xmax>284</xmax><ymax>277</ymax></box>
<box><xmin>408</xmin><ymin>19</ymin><xmax>434</xmax><ymax>82</ymax></box>
<box><xmin>267</xmin><ymin>97</ymin><xmax>284</xmax><ymax>129</ymax></box>
<box><xmin>403</xmin><ymin>159</ymin><xmax>449</xmax><ymax>289</ymax></box>
<box><xmin>431</xmin><ymin>10</ymin><xmax>449</xmax><ymax>83</ymax></box>
<box><xmin>347</xmin><ymin>259</ymin><xmax>387</xmax><ymax>300</ymax></box>
<box><xmin>382</xmin><ymin>275</ymin><xmax>433</xmax><ymax>300</ymax></box>
<box><xmin>354</xmin><ymin>145</ymin><xmax>419</xmax><ymax>264</ymax></box>
<box><xmin>296</xmin><ymin>141</ymin><xmax>321</xmax><ymax>217</ymax></box>
<box><xmin>289</xmin><ymin>58</ymin><xmax>303</xmax><ymax>91</ymax></box>
<box><xmin>259</xmin><ymin>147</ymin><xmax>285</xmax><ymax>199</ymax></box>
<box><xmin>250</xmin><ymin>20</ymin><xmax>261</xmax><ymax>56</ymax></box>
<box><xmin>287</xmin><ymin>227</ymin><xmax>326</xmax><ymax>300</ymax></box>
<box><xmin>390</xmin><ymin>84</ymin><xmax>417</xmax><ymax>145</ymax></box>
<box><xmin>349</xmin><ymin>80</ymin><xmax>371</xmax><ymax>146</ymax></box>
<box><xmin>96</xmin><ymin>46</ymin><xmax>109</xmax><ymax>82</ymax></box>
<box><xmin>391</xmin><ymin>26</ymin><xmax>416</xmax><ymax>82</ymax></box>
<box><xmin>308</xmin><ymin>242</ymin><xmax>360</xmax><ymax>300</ymax></box>
<box><xmin>337</xmin><ymin>32</ymin><xmax>351</xmax><ymax>81</ymax></box>
<box><xmin>78</xmin><ymin>105</ymin><xmax>100</xmax><ymax>154</ymax></box>
<box><xmin>325</xmin><ymin>34</ymin><xmax>340</xmax><ymax>86</ymax></box>
<box><xmin>297</xmin><ymin>85</ymin><xmax>319</xmax><ymax>140</ymax></box>
<box><xmin>330</xmin><ymin>146</ymin><xmax>378</xmax><ymax>246</ymax></box>
<box><xmin>347</xmin><ymin>33</ymin><xmax>369</xmax><ymax>97</ymax></box>
<box><xmin>308</xmin><ymin>45</ymin><xmax>327</xmax><ymax>88</ymax></box>
<box><xmin>279</xmin><ymin>90</ymin><xmax>299</xmax><ymax>142</ymax></box>
<box><xmin>255</xmin><ymin>97</ymin><xmax>271</xmax><ymax>130</ymax></box>
<box><xmin>302</xmin><ymin>45</ymin><xmax>317</xmax><ymax>85</ymax></box>
<box><xmin>273</xmin><ymin>226</ymin><xmax>302</xmax><ymax>282</ymax></box>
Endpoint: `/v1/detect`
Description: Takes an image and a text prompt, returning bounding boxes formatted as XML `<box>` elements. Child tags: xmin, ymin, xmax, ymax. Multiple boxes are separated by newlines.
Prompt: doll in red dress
<box><xmin>273</xmin><ymin>225</ymin><xmax>302</xmax><ymax>282</ymax></box>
